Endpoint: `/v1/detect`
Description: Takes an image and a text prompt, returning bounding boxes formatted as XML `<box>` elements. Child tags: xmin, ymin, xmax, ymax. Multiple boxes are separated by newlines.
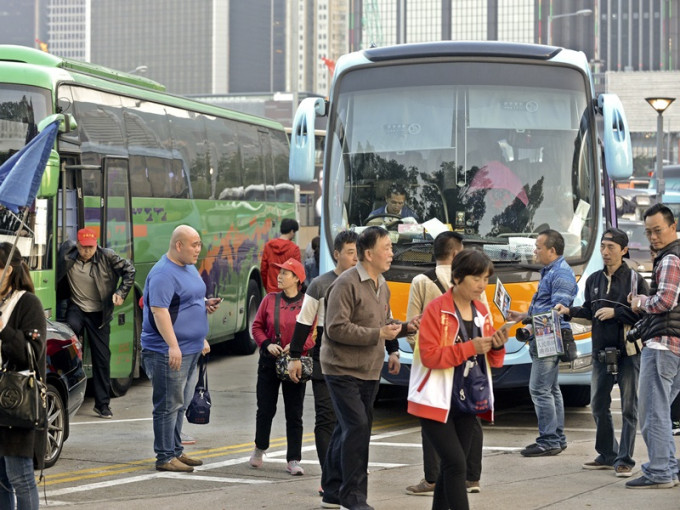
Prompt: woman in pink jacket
<box><xmin>408</xmin><ymin>249</ymin><xmax>508</xmax><ymax>510</ymax></box>
<box><xmin>249</xmin><ymin>258</ymin><xmax>314</xmax><ymax>476</ymax></box>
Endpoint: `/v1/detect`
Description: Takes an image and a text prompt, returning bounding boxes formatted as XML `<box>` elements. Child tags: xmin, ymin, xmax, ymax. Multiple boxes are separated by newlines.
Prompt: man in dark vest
<box><xmin>628</xmin><ymin>203</ymin><xmax>680</xmax><ymax>489</ymax></box>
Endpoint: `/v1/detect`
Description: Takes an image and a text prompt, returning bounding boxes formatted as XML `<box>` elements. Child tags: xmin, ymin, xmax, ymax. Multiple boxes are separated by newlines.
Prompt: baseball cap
<box><xmin>601</xmin><ymin>227</ymin><xmax>629</xmax><ymax>257</ymax></box>
<box><xmin>273</xmin><ymin>258</ymin><xmax>306</xmax><ymax>283</ymax></box>
<box><xmin>77</xmin><ymin>228</ymin><xmax>98</xmax><ymax>247</ymax></box>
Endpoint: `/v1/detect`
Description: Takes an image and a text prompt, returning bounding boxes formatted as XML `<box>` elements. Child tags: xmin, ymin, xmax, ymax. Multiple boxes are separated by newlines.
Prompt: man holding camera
<box><xmin>628</xmin><ymin>204</ymin><xmax>680</xmax><ymax>489</ymax></box>
<box><xmin>508</xmin><ymin>229</ymin><xmax>577</xmax><ymax>457</ymax></box>
<box><xmin>555</xmin><ymin>228</ymin><xmax>648</xmax><ymax>478</ymax></box>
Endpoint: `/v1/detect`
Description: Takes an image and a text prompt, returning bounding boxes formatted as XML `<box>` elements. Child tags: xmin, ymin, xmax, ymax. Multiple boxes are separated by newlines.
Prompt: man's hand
<box><xmin>288</xmin><ymin>359</ymin><xmax>302</xmax><ymax>383</ymax></box>
<box><xmin>201</xmin><ymin>339</ymin><xmax>211</xmax><ymax>356</ymax></box>
<box><xmin>472</xmin><ymin>336</ymin><xmax>492</xmax><ymax>354</ymax></box>
<box><xmin>206</xmin><ymin>297</ymin><xmax>222</xmax><ymax>314</ymax></box>
<box><xmin>553</xmin><ymin>304</ymin><xmax>569</xmax><ymax>315</ymax></box>
<box><xmin>380</xmin><ymin>323</ymin><xmax>402</xmax><ymax>341</ymax></box>
<box><xmin>594</xmin><ymin>307</ymin><xmax>615</xmax><ymax>321</ymax></box>
<box><xmin>388</xmin><ymin>352</ymin><xmax>401</xmax><ymax>374</ymax></box>
<box><xmin>168</xmin><ymin>345</ymin><xmax>182</xmax><ymax>371</ymax></box>
<box><xmin>406</xmin><ymin>314</ymin><xmax>421</xmax><ymax>334</ymax></box>
<box><xmin>507</xmin><ymin>310</ymin><xmax>527</xmax><ymax>322</ymax></box>
<box><xmin>112</xmin><ymin>293</ymin><xmax>124</xmax><ymax>306</ymax></box>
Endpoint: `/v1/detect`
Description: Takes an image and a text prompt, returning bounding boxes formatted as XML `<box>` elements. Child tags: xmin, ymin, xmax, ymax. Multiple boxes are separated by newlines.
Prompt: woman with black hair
<box><xmin>408</xmin><ymin>249</ymin><xmax>508</xmax><ymax>510</ymax></box>
<box><xmin>0</xmin><ymin>243</ymin><xmax>47</xmax><ymax>510</ymax></box>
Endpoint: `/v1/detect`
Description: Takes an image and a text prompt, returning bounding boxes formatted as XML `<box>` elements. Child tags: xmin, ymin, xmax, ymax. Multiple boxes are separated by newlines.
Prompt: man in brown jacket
<box><xmin>320</xmin><ymin>226</ymin><xmax>420</xmax><ymax>510</ymax></box>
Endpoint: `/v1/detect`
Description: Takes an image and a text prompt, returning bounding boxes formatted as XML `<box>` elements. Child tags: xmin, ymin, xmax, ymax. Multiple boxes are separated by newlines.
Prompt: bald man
<box><xmin>141</xmin><ymin>225</ymin><xmax>222</xmax><ymax>473</ymax></box>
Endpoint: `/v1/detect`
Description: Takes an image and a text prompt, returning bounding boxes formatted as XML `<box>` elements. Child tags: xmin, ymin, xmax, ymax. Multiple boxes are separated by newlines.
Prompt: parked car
<box><xmin>615</xmin><ymin>188</ymin><xmax>655</xmax><ymax>220</ymax></box>
<box><xmin>44</xmin><ymin>319</ymin><xmax>86</xmax><ymax>468</ymax></box>
<box><xmin>618</xmin><ymin>219</ymin><xmax>653</xmax><ymax>275</ymax></box>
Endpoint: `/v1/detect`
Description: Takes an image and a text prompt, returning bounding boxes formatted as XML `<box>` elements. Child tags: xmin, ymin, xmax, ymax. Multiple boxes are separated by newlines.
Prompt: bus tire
<box><xmin>231</xmin><ymin>279</ymin><xmax>261</xmax><ymax>355</ymax></box>
<box><xmin>44</xmin><ymin>383</ymin><xmax>66</xmax><ymax>468</ymax></box>
<box><xmin>561</xmin><ymin>385</ymin><xmax>591</xmax><ymax>407</ymax></box>
<box><xmin>110</xmin><ymin>305</ymin><xmax>141</xmax><ymax>397</ymax></box>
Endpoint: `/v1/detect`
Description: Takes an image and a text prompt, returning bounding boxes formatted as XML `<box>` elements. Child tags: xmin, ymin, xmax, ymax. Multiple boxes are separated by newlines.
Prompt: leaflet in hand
<box><xmin>494</xmin><ymin>279</ymin><xmax>511</xmax><ymax>320</ymax></box>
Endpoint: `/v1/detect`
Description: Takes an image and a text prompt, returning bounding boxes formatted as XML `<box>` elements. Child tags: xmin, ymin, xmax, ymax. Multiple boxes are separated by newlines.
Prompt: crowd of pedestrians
<box><xmin>5</xmin><ymin>203</ymin><xmax>680</xmax><ymax>509</ymax></box>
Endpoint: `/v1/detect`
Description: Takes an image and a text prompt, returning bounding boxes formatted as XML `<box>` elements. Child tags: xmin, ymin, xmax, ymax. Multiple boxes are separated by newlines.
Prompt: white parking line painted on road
<box><xmin>157</xmin><ymin>473</ymin><xmax>270</xmax><ymax>484</ymax></box>
<box><xmin>369</xmin><ymin>442</ymin><xmax>522</xmax><ymax>452</ymax></box>
<box><xmin>71</xmin><ymin>417</ymin><xmax>153</xmax><ymax>425</ymax></box>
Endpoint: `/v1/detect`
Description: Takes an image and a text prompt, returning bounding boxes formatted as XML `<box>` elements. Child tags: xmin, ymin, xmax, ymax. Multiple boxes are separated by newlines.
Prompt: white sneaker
<box><xmin>249</xmin><ymin>447</ymin><xmax>265</xmax><ymax>468</ymax></box>
<box><xmin>180</xmin><ymin>432</ymin><xmax>196</xmax><ymax>445</ymax></box>
<box><xmin>286</xmin><ymin>460</ymin><xmax>304</xmax><ymax>476</ymax></box>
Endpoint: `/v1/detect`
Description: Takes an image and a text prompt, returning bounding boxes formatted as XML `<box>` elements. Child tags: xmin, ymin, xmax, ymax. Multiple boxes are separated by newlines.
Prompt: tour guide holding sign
<box><xmin>507</xmin><ymin>229</ymin><xmax>577</xmax><ymax>457</ymax></box>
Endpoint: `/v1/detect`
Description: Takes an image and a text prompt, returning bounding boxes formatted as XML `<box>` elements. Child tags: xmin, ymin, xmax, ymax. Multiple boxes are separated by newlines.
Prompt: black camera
<box><xmin>597</xmin><ymin>347</ymin><xmax>620</xmax><ymax>375</ymax></box>
<box><xmin>515</xmin><ymin>324</ymin><xmax>533</xmax><ymax>342</ymax></box>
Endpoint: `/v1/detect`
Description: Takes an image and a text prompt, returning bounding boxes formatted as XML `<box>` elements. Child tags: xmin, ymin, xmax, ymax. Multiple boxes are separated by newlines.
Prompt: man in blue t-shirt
<box><xmin>141</xmin><ymin>225</ymin><xmax>222</xmax><ymax>473</ymax></box>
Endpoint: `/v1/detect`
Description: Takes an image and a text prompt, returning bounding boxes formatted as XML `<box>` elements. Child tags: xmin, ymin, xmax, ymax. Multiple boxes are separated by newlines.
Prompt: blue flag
<box><xmin>0</xmin><ymin>120</ymin><xmax>60</xmax><ymax>212</ymax></box>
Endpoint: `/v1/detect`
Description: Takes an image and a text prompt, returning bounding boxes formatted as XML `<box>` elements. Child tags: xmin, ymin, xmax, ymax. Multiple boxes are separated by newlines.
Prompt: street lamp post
<box><xmin>547</xmin><ymin>9</ymin><xmax>592</xmax><ymax>45</ymax></box>
<box><xmin>646</xmin><ymin>97</ymin><xmax>676</xmax><ymax>203</ymax></box>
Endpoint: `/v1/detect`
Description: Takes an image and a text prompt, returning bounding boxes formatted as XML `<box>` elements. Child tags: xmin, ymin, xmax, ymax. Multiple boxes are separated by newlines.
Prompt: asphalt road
<box><xmin>39</xmin><ymin>350</ymin><xmax>680</xmax><ymax>509</ymax></box>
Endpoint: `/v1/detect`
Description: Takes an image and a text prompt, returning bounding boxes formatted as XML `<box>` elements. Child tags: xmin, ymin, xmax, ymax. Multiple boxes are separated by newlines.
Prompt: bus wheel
<box><xmin>44</xmin><ymin>384</ymin><xmax>66</xmax><ymax>468</ymax></box>
<box><xmin>110</xmin><ymin>306</ymin><xmax>141</xmax><ymax>397</ymax></box>
<box><xmin>231</xmin><ymin>279</ymin><xmax>261</xmax><ymax>355</ymax></box>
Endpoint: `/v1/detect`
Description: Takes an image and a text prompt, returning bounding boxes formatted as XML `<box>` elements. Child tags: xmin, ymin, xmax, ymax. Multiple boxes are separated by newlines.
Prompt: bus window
<box><xmin>0</xmin><ymin>84</ymin><xmax>51</xmax><ymax>165</ymax></box>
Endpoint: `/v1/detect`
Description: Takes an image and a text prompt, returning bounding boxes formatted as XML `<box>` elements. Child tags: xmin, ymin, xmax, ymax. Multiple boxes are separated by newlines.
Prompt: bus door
<box><xmin>101</xmin><ymin>156</ymin><xmax>137</xmax><ymax>394</ymax></box>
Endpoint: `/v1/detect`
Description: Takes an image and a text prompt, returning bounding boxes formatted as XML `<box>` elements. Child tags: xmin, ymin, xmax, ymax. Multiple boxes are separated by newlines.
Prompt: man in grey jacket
<box><xmin>320</xmin><ymin>226</ymin><xmax>420</xmax><ymax>510</ymax></box>
<box><xmin>57</xmin><ymin>227</ymin><xmax>135</xmax><ymax>418</ymax></box>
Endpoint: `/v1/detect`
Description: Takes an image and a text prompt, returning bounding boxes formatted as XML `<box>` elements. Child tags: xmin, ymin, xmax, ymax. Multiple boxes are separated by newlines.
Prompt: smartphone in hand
<box><xmin>498</xmin><ymin>321</ymin><xmax>518</xmax><ymax>332</ymax></box>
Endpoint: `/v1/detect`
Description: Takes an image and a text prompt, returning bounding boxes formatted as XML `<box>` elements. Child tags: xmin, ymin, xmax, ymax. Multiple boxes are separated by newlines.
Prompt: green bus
<box><xmin>0</xmin><ymin>45</ymin><xmax>295</xmax><ymax>396</ymax></box>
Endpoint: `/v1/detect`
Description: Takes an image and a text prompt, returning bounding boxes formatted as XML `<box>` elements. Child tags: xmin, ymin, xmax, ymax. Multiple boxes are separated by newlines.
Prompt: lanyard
<box><xmin>453</xmin><ymin>301</ymin><xmax>480</xmax><ymax>343</ymax></box>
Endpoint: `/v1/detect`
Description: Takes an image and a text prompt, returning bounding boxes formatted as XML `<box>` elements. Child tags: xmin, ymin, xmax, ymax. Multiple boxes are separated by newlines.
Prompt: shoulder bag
<box><xmin>186</xmin><ymin>355</ymin><xmax>211</xmax><ymax>424</ymax></box>
<box><xmin>273</xmin><ymin>294</ymin><xmax>313</xmax><ymax>383</ymax></box>
<box><xmin>451</xmin><ymin>305</ymin><xmax>492</xmax><ymax>414</ymax></box>
<box><xmin>0</xmin><ymin>334</ymin><xmax>48</xmax><ymax>430</ymax></box>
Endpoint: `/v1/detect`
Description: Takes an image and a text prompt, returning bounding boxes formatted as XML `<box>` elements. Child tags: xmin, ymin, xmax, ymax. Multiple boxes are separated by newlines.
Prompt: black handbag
<box><xmin>271</xmin><ymin>293</ymin><xmax>313</xmax><ymax>383</ymax></box>
<box><xmin>186</xmin><ymin>356</ymin><xmax>211</xmax><ymax>424</ymax></box>
<box><xmin>0</xmin><ymin>340</ymin><xmax>47</xmax><ymax>430</ymax></box>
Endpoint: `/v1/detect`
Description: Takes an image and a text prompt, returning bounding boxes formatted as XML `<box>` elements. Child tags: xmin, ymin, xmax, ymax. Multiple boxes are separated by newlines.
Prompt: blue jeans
<box><xmin>638</xmin><ymin>347</ymin><xmax>680</xmax><ymax>483</ymax></box>
<box><xmin>0</xmin><ymin>456</ymin><xmax>39</xmax><ymax>510</ymax></box>
<box><xmin>528</xmin><ymin>353</ymin><xmax>565</xmax><ymax>449</ymax></box>
<box><xmin>590</xmin><ymin>354</ymin><xmax>639</xmax><ymax>467</ymax></box>
<box><xmin>142</xmin><ymin>349</ymin><xmax>201</xmax><ymax>465</ymax></box>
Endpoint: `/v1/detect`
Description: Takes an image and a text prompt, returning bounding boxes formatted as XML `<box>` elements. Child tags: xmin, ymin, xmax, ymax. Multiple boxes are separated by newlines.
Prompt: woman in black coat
<box><xmin>0</xmin><ymin>242</ymin><xmax>47</xmax><ymax>510</ymax></box>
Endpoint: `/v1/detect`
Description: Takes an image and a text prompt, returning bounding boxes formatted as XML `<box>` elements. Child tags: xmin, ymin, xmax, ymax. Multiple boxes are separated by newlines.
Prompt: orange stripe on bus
<box><xmin>133</xmin><ymin>224</ymin><xmax>148</xmax><ymax>238</ymax></box>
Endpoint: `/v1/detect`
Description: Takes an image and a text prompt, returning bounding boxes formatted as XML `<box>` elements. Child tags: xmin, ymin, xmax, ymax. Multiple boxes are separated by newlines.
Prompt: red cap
<box><xmin>273</xmin><ymin>258</ymin><xmax>306</xmax><ymax>283</ymax></box>
<box><xmin>77</xmin><ymin>228</ymin><xmax>97</xmax><ymax>247</ymax></box>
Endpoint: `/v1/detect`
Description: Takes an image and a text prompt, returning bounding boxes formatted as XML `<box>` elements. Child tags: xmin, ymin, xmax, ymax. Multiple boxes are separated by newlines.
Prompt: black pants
<box><xmin>322</xmin><ymin>375</ymin><xmax>379</xmax><ymax>508</ymax></box>
<box><xmin>66</xmin><ymin>305</ymin><xmax>110</xmax><ymax>409</ymax></box>
<box><xmin>671</xmin><ymin>393</ymin><xmax>680</xmax><ymax>422</ymax></box>
<box><xmin>421</xmin><ymin>411</ymin><xmax>477</xmax><ymax>510</ymax></box>
<box><xmin>312</xmin><ymin>376</ymin><xmax>337</xmax><ymax>470</ymax></box>
<box><xmin>422</xmin><ymin>416</ymin><xmax>483</xmax><ymax>483</ymax></box>
<box><xmin>254</xmin><ymin>353</ymin><xmax>306</xmax><ymax>461</ymax></box>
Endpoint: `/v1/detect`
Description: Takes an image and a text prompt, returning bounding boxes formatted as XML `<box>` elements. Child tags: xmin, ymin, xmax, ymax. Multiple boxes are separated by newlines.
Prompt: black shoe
<box><xmin>94</xmin><ymin>405</ymin><xmax>113</xmax><ymax>419</ymax></box>
<box><xmin>521</xmin><ymin>443</ymin><xmax>561</xmax><ymax>457</ymax></box>
<box><xmin>560</xmin><ymin>443</ymin><xmax>568</xmax><ymax>452</ymax></box>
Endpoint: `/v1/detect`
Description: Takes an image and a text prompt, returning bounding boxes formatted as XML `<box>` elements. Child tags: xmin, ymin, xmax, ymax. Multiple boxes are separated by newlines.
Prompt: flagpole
<box><xmin>0</xmin><ymin>207</ymin><xmax>30</xmax><ymax>292</ymax></box>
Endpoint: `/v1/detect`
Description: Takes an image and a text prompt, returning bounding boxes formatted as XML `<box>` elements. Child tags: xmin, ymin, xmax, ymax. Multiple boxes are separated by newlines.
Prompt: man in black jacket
<box><xmin>556</xmin><ymin>228</ymin><xmax>648</xmax><ymax>478</ymax></box>
<box><xmin>57</xmin><ymin>228</ymin><xmax>136</xmax><ymax>418</ymax></box>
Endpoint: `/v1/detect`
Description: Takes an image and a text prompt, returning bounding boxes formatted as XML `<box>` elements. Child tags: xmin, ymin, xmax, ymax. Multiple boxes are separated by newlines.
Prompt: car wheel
<box><xmin>44</xmin><ymin>383</ymin><xmax>66</xmax><ymax>468</ymax></box>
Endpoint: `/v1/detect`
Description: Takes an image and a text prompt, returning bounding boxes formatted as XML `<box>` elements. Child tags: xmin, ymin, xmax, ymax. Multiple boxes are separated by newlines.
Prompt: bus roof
<box><xmin>363</xmin><ymin>41</ymin><xmax>563</xmax><ymax>63</ymax></box>
<box><xmin>0</xmin><ymin>45</ymin><xmax>285</xmax><ymax>131</ymax></box>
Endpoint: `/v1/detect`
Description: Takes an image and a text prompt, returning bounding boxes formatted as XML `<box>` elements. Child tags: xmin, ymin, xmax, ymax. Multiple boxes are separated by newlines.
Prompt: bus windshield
<box><xmin>0</xmin><ymin>84</ymin><xmax>52</xmax><ymax>166</ymax></box>
<box><xmin>325</xmin><ymin>61</ymin><xmax>597</xmax><ymax>266</ymax></box>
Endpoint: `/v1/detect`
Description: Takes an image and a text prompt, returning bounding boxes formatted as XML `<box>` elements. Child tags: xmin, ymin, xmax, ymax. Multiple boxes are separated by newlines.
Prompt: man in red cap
<box><xmin>57</xmin><ymin>227</ymin><xmax>136</xmax><ymax>418</ymax></box>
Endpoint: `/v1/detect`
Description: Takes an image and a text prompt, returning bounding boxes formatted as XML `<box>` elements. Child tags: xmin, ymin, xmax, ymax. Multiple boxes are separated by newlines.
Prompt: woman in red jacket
<box><xmin>249</xmin><ymin>258</ymin><xmax>314</xmax><ymax>476</ymax></box>
<box><xmin>408</xmin><ymin>249</ymin><xmax>508</xmax><ymax>510</ymax></box>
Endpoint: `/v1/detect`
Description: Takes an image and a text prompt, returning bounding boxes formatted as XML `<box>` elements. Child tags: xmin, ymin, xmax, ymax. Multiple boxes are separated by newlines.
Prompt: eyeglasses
<box><xmin>644</xmin><ymin>224</ymin><xmax>673</xmax><ymax>238</ymax></box>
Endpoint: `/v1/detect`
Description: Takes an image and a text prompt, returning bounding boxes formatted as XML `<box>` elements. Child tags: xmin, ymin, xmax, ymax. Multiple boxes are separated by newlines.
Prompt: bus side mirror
<box><xmin>598</xmin><ymin>93</ymin><xmax>633</xmax><ymax>181</ymax></box>
<box><xmin>37</xmin><ymin>113</ymin><xmax>77</xmax><ymax>134</ymax></box>
<box><xmin>289</xmin><ymin>97</ymin><xmax>326</xmax><ymax>184</ymax></box>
